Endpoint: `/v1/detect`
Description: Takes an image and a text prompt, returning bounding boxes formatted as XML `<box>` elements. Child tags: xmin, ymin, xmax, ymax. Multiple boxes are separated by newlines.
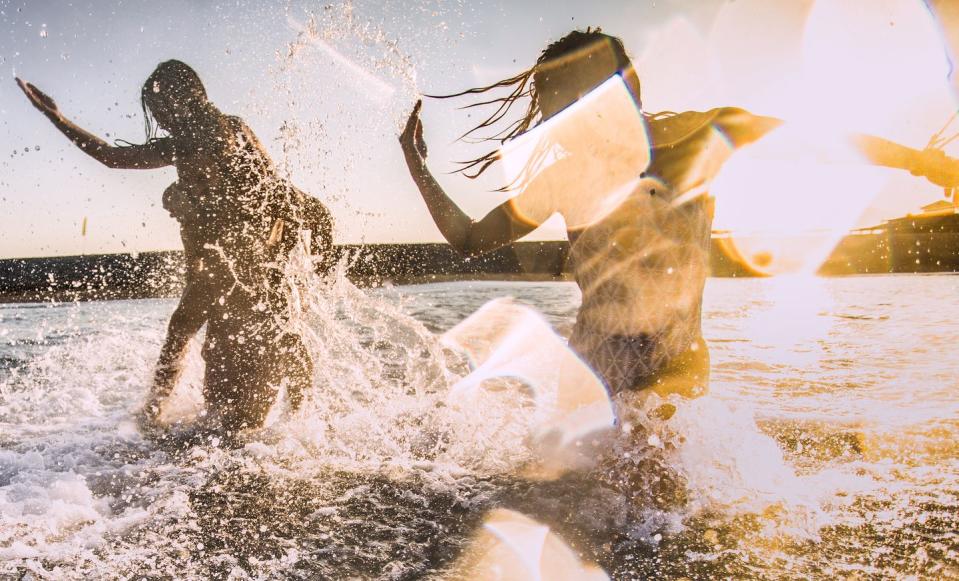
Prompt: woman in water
<box><xmin>17</xmin><ymin>60</ymin><xmax>333</xmax><ymax>432</ymax></box>
<box><xmin>400</xmin><ymin>28</ymin><xmax>959</xmax><ymax>404</ymax></box>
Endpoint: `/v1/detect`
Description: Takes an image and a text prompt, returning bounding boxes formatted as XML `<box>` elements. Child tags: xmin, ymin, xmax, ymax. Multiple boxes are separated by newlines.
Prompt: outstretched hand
<box><xmin>912</xmin><ymin>147</ymin><xmax>959</xmax><ymax>191</ymax></box>
<box><xmin>399</xmin><ymin>100</ymin><xmax>428</xmax><ymax>161</ymax></box>
<box><xmin>16</xmin><ymin>78</ymin><xmax>61</xmax><ymax>119</ymax></box>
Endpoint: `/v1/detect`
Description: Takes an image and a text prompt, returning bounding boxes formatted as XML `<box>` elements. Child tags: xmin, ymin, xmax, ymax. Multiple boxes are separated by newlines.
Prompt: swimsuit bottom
<box><xmin>572</xmin><ymin>330</ymin><xmax>710</xmax><ymax>399</ymax></box>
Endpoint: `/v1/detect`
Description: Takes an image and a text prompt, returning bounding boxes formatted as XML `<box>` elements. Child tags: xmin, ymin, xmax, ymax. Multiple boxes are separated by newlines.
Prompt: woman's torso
<box><xmin>566</xmin><ymin>108</ymin><xmax>737</xmax><ymax>385</ymax></box>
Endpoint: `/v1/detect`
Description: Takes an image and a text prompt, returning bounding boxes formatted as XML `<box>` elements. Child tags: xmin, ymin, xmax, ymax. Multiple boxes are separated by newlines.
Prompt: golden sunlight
<box><xmin>707</xmin><ymin>0</ymin><xmax>955</xmax><ymax>275</ymax></box>
<box><xmin>452</xmin><ymin>509</ymin><xmax>609</xmax><ymax>581</ymax></box>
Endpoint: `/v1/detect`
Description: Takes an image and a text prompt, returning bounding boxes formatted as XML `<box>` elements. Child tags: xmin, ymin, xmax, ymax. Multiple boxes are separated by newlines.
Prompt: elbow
<box><xmin>441</xmin><ymin>233</ymin><xmax>479</xmax><ymax>259</ymax></box>
<box><xmin>454</xmin><ymin>244</ymin><xmax>484</xmax><ymax>260</ymax></box>
<box><xmin>449</xmin><ymin>217</ymin><xmax>519</xmax><ymax>258</ymax></box>
<box><xmin>452</xmin><ymin>230</ymin><xmax>492</xmax><ymax>259</ymax></box>
<box><xmin>92</xmin><ymin>144</ymin><xmax>138</xmax><ymax>169</ymax></box>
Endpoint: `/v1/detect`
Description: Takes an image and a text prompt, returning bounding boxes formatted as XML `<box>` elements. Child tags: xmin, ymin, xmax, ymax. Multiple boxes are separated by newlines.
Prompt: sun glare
<box><xmin>707</xmin><ymin>0</ymin><xmax>956</xmax><ymax>275</ymax></box>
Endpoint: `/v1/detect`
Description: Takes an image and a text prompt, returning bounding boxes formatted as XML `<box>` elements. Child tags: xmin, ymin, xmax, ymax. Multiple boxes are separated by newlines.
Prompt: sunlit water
<box><xmin>1</xmin><ymin>274</ymin><xmax>957</xmax><ymax>579</ymax></box>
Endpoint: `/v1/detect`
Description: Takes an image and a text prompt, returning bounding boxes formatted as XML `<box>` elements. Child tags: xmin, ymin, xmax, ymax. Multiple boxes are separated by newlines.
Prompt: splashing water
<box><xmin>3</xmin><ymin>3</ymin><xmax>958</xmax><ymax>578</ymax></box>
<box><xmin>0</xmin><ymin>258</ymin><xmax>533</xmax><ymax>578</ymax></box>
<box><xmin>7</xmin><ymin>263</ymin><xmax>955</xmax><ymax>578</ymax></box>
<box><xmin>251</xmin><ymin>1</ymin><xmax>424</xmax><ymax>225</ymax></box>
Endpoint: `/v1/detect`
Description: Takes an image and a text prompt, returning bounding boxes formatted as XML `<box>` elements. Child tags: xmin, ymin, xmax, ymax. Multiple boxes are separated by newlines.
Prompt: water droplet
<box><xmin>39</xmin><ymin>25</ymin><xmax>47</xmax><ymax>38</ymax></box>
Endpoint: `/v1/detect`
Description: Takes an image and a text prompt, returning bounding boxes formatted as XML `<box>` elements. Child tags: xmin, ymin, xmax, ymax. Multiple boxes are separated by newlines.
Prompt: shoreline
<box><xmin>1</xmin><ymin>235</ymin><xmax>956</xmax><ymax>304</ymax></box>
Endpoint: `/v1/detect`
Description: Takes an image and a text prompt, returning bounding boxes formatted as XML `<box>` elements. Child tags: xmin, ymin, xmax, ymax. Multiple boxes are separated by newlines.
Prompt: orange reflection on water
<box><xmin>452</xmin><ymin>509</ymin><xmax>609</xmax><ymax>581</ymax></box>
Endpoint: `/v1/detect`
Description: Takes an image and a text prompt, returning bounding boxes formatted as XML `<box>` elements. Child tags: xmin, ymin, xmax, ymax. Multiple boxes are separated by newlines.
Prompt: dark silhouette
<box><xmin>400</xmin><ymin>28</ymin><xmax>959</xmax><ymax>402</ymax></box>
<box><xmin>17</xmin><ymin>60</ymin><xmax>334</xmax><ymax>432</ymax></box>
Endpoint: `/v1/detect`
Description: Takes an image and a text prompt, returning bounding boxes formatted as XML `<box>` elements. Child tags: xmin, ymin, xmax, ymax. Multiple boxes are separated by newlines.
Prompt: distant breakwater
<box><xmin>0</xmin><ymin>230</ymin><xmax>956</xmax><ymax>303</ymax></box>
<box><xmin>0</xmin><ymin>242</ymin><xmax>571</xmax><ymax>303</ymax></box>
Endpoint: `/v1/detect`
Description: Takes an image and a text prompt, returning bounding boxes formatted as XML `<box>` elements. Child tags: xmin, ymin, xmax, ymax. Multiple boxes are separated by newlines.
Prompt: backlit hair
<box><xmin>429</xmin><ymin>28</ymin><xmax>635</xmax><ymax>179</ymax></box>
<box><xmin>140</xmin><ymin>60</ymin><xmax>211</xmax><ymax>140</ymax></box>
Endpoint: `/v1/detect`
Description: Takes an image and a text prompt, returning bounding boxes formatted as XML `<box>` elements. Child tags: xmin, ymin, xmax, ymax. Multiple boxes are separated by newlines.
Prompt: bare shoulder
<box><xmin>224</xmin><ymin>114</ymin><xmax>249</xmax><ymax>131</ymax></box>
<box><xmin>647</xmin><ymin>109</ymin><xmax>724</xmax><ymax>148</ymax></box>
<box><xmin>139</xmin><ymin>136</ymin><xmax>176</xmax><ymax>162</ymax></box>
<box><xmin>221</xmin><ymin>114</ymin><xmax>251</xmax><ymax>139</ymax></box>
<box><xmin>648</xmin><ymin>107</ymin><xmax>780</xmax><ymax>149</ymax></box>
<box><xmin>224</xmin><ymin>114</ymin><xmax>269</xmax><ymax>149</ymax></box>
<box><xmin>301</xmin><ymin>192</ymin><xmax>330</xmax><ymax>215</ymax></box>
<box><xmin>710</xmin><ymin>107</ymin><xmax>782</xmax><ymax>147</ymax></box>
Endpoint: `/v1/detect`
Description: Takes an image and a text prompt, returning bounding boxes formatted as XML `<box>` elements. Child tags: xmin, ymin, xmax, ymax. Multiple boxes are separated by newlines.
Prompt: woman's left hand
<box><xmin>912</xmin><ymin>147</ymin><xmax>959</xmax><ymax>188</ymax></box>
<box><xmin>399</xmin><ymin>100</ymin><xmax>428</xmax><ymax>161</ymax></box>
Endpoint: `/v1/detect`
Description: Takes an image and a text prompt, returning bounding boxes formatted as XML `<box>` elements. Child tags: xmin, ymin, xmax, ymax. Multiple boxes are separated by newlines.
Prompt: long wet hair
<box><xmin>430</xmin><ymin>28</ymin><xmax>637</xmax><ymax>179</ymax></box>
<box><xmin>139</xmin><ymin>59</ymin><xmax>218</xmax><ymax>141</ymax></box>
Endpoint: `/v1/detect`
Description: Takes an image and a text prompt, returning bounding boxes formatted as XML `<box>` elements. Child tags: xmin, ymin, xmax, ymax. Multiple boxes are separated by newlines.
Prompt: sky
<box><xmin>1</xmin><ymin>0</ymin><xmax>957</xmax><ymax>259</ymax></box>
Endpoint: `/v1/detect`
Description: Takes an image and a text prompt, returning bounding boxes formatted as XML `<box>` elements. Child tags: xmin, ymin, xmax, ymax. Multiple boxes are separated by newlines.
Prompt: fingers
<box><xmin>29</xmin><ymin>83</ymin><xmax>54</xmax><ymax>107</ymax></box>
<box><xmin>402</xmin><ymin>100</ymin><xmax>422</xmax><ymax>137</ymax></box>
<box><xmin>22</xmin><ymin>81</ymin><xmax>41</xmax><ymax>99</ymax></box>
<box><xmin>414</xmin><ymin>114</ymin><xmax>427</xmax><ymax>157</ymax></box>
<box><xmin>15</xmin><ymin>77</ymin><xmax>33</xmax><ymax>100</ymax></box>
<box><xmin>411</xmin><ymin>100</ymin><xmax>424</xmax><ymax>141</ymax></box>
<box><xmin>15</xmin><ymin>78</ymin><xmax>50</xmax><ymax>112</ymax></box>
<box><xmin>29</xmin><ymin>83</ymin><xmax>48</xmax><ymax>99</ymax></box>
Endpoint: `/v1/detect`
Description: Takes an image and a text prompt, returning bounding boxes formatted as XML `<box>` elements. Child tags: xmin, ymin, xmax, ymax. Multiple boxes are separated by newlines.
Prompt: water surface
<box><xmin>1</xmin><ymin>275</ymin><xmax>957</xmax><ymax>579</ymax></box>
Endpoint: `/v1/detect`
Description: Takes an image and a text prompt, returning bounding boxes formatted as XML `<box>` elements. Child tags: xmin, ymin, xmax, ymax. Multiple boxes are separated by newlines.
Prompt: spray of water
<box><xmin>1</xmin><ymin>3</ymin><xmax>915</xmax><ymax>578</ymax></box>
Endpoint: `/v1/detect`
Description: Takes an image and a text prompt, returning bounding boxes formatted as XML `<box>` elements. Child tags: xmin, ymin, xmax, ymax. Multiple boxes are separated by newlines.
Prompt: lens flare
<box><xmin>441</xmin><ymin>298</ymin><xmax>615</xmax><ymax>476</ymax></box>
<box><xmin>711</xmin><ymin>124</ymin><xmax>887</xmax><ymax>275</ymax></box>
<box><xmin>498</xmin><ymin>75</ymin><xmax>650</xmax><ymax>231</ymax></box>
<box><xmin>637</xmin><ymin>0</ymin><xmax>958</xmax><ymax>275</ymax></box>
<box><xmin>286</xmin><ymin>14</ymin><xmax>397</xmax><ymax>100</ymax></box>
<box><xmin>709</xmin><ymin>0</ymin><xmax>957</xmax><ymax>275</ymax></box>
<box><xmin>452</xmin><ymin>509</ymin><xmax>609</xmax><ymax>581</ymax></box>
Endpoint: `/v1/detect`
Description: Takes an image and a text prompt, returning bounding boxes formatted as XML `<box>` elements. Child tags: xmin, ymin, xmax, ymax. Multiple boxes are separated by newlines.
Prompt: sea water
<box><xmin>1</xmin><ymin>273</ymin><xmax>957</xmax><ymax>579</ymax></box>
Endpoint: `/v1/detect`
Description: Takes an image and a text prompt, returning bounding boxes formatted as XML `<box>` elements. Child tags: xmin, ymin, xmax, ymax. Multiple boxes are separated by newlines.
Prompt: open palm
<box><xmin>16</xmin><ymin>78</ymin><xmax>60</xmax><ymax>119</ymax></box>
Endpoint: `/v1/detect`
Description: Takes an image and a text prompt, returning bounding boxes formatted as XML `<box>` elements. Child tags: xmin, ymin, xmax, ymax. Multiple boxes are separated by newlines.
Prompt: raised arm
<box><xmin>399</xmin><ymin>101</ymin><xmax>536</xmax><ymax>257</ymax></box>
<box><xmin>16</xmin><ymin>78</ymin><xmax>173</xmax><ymax>170</ymax></box>
<box><xmin>717</xmin><ymin>107</ymin><xmax>959</xmax><ymax>188</ymax></box>
<box><xmin>852</xmin><ymin>135</ymin><xmax>959</xmax><ymax>188</ymax></box>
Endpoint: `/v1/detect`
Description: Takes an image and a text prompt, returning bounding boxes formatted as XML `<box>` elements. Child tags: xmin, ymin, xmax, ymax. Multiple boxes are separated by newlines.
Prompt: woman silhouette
<box><xmin>400</xmin><ymin>29</ymin><xmax>959</xmax><ymax>404</ymax></box>
<box><xmin>17</xmin><ymin>60</ymin><xmax>333</xmax><ymax>432</ymax></box>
